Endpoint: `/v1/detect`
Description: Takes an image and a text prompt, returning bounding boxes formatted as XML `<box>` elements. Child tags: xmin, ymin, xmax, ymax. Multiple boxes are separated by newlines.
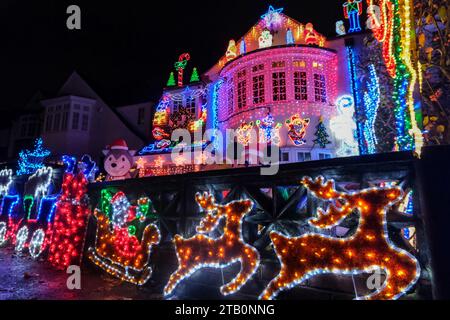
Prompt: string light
<box><xmin>362</xmin><ymin>64</ymin><xmax>380</xmax><ymax>154</ymax></box>
<box><xmin>0</xmin><ymin>169</ymin><xmax>13</xmax><ymax>196</ymax></box>
<box><xmin>15</xmin><ymin>226</ymin><xmax>29</xmax><ymax>253</ymax></box>
<box><xmin>285</xmin><ymin>115</ymin><xmax>310</xmax><ymax>146</ymax></box>
<box><xmin>236</xmin><ymin>121</ymin><xmax>255</xmax><ymax>146</ymax></box>
<box><xmin>256</xmin><ymin>113</ymin><xmax>282</xmax><ymax>145</ymax></box>
<box><xmin>174</xmin><ymin>53</ymin><xmax>191</xmax><ymax>87</ymax></box>
<box><xmin>88</xmin><ymin>190</ymin><xmax>161</xmax><ymax>285</ymax></box>
<box><xmin>343</xmin><ymin>0</ymin><xmax>363</xmax><ymax>33</ymax></box>
<box><xmin>29</xmin><ymin>228</ymin><xmax>46</xmax><ymax>258</ymax></box>
<box><xmin>47</xmin><ymin>171</ymin><xmax>90</xmax><ymax>269</ymax></box>
<box><xmin>164</xmin><ymin>193</ymin><xmax>260</xmax><ymax>296</ymax></box>
<box><xmin>260</xmin><ymin>176</ymin><xmax>421</xmax><ymax>300</ymax></box>
<box><xmin>16</xmin><ymin>138</ymin><xmax>51</xmax><ymax>176</ymax></box>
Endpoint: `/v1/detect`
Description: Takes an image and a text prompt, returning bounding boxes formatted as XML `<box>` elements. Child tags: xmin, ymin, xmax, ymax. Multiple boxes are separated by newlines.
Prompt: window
<box><xmin>186</xmin><ymin>96</ymin><xmax>196</xmax><ymax>114</ymax></box>
<box><xmin>297</xmin><ymin>152</ymin><xmax>312</xmax><ymax>162</ymax></box>
<box><xmin>74</xmin><ymin>104</ymin><xmax>80</xmax><ymax>110</ymax></box>
<box><xmin>281</xmin><ymin>152</ymin><xmax>290</xmax><ymax>162</ymax></box>
<box><xmin>237</xmin><ymin>80</ymin><xmax>247</xmax><ymax>109</ymax></box>
<box><xmin>227</xmin><ymin>79</ymin><xmax>234</xmax><ymax>114</ymax></box>
<box><xmin>294</xmin><ymin>71</ymin><xmax>308</xmax><ymax>101</ymax></box>
<box><xmin>27</xmin><ymin>122</ymin><xmax>36</xmax><ymax>137</ymax></box>
<box><xmin>252</xmin><ymin>64</ymin><xmax>264</xmax><ymax>72</ymax></box>
<box><xmin>293</xmin><ymin>60</ymin><xmax>306</xmax><ymax>68</ymax></box>
<box><xmin>137</xmin><ymin>107</ymin><xmax>145</xmax><ymax>125</ymax></box>
<box><xmin>81</xmin><ymin>114</ymin><xmax>89</xmax><ymax>131</ymax></box>
<box><xmin>83</xmin><ymin>105</ymin><xmax>89</xmax><ymax>112</ymax></box>
<box><xmin>272</xmin><ymin>61</ymin><xmax>285</xmax><ymax>68</ymax></box>
<box><xmin>319</xmin><ymin>153</ymin><xmax>331</xmax><ymax>160</ymax></box>
<box><xmin>314</xmin><ymin>74</ymin><xmax>327</xmax><ymax>102</ymax></box>
<box><xmin>64</xmin><ymin>104</ymin><xmax>70</xmax><ymax>111</ymax></box>
<box><xmin>313</xmin><ymin>61</ymin><xmax>324</xmax><ymax>70</ymax></box>
<box><xmin>173</xmin><ymin>100</ymin><xmax>182</xmax><ymax>113</ymax></box>
<box><xmin>238</xmin><ymin>69</ymin><xmax>246</xmax><ymax>78</ymax></box>
<box><xmin>53</xmin><ymin>113</ymin><xmax>61</xmax><ymax>131</ymax></box>
<box><xmin>62</xmin><ymin>112</ymin><xmax>69</xmax><ymax>130</ymax></box>
<box><xmin>45</xmin><ymin>115</ymin><xmax>53</xmax><ymax>132</ymax></box>
<box><xmin>72</xmin><ymin>112</ymin><xmax>79</xmax><ymax>130</ymax></box>
<box><xmin>20</xmin><ymin>123</ymin><xmax>27</xmax><ymax>137</ymax></box>
<box><xmin>272</xmin><ymin>72</ymin><xmax>286</xmax><ymax>101</ymax></box>
<box><xmin>252</xmin><ymin>74</ymin><xmax>265</xmax><ymax>104</ymax></box>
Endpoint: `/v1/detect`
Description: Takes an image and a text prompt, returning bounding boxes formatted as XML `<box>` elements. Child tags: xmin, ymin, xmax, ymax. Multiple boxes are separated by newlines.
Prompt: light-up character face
<box><xmin>286</xmin><ymin>115</ymin><xmax>310</xmax><ymax>146</ymax></box>
<box><xmin>258</xmin><ymin>29</ymin><xmax>273</xmax><ymax>49</ymax></box>
<box><xmin>336</xmin><ymin>20</ymin><xmax>346</xmax><ymax>35</ymax></box>
<box><xmin>104</xmin><ymin>150</ymin><xmax>134</xmax><ymax>179</ymax></box>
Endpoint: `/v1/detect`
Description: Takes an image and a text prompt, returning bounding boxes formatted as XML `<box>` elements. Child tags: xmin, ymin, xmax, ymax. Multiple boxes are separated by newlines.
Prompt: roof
<box><xmin>205</xmin><ymin>6</ymin><xmax>327</xmax><ymax>80</ymax></box>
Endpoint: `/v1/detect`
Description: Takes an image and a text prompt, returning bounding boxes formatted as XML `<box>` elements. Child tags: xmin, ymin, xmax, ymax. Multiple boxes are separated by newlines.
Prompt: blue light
<box><xmin>362</xmin><ymin>64</ymin><xmax>380</xmax><ymax>154</ymax></box>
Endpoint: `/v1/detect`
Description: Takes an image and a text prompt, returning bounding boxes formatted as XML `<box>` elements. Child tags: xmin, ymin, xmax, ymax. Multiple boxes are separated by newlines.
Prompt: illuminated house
<box><xmin>138</xmin><ymin>6</ymin><xmax>360</xmax><ymax>175</ymax></box>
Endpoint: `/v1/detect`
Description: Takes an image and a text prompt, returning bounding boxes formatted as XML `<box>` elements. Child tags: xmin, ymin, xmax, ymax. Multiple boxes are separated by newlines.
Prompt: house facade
<box><xmin>137</xmin><ymin>7</ymin><xmax>363</xmax><ymax>176</ymax></box>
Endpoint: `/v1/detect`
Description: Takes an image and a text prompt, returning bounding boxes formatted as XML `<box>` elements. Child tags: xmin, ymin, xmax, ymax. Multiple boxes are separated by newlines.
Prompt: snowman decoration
<box><xmin>330</xmin><ymin>95</ymin><xmax>359</xmax><ymax>157</ymax></box>
<box><xmin>103</xmin><ymin>139</ymin><xmax>136</xmax><ymax>181</ymax></box>
<box><xmin>259</xmin><ymin>29</ymin><xmax>273</xmax><ymax>49</ymax></box>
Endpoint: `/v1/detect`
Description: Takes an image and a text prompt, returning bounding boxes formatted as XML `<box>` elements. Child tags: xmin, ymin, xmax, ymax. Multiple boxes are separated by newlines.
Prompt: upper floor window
<box><xmin>227</xmin><ymin>79</ymin><xmax>234</xmax><ymax>114</ymax></box>
<box><xmin>173</xmin><ymin>100</ymin><xmax>183</xmax><ymax>113</ymax></box>
<box><xmin>62</xmin><ymin>111</ymin><xmax>69</xmax><ymax>130</ymax></box>
<box><xmin>252</xmin><ymin>75</ymin><xmax>265</xmax><ymax>105</ymax></box>
<box><xmin>186</xmin><ymin>96</ymin><xmax>196</xmax><ymax>114</ymax></box>
<box><xmin>293</xmin><ymin>60</ymin><xmax>306</xmax><ymax>68</ymax></box>
<box><xmin>81</xmin><ymin>114</ymin><xmax>89</xmax><ymax>131</ymax></box>
<box><xmin>74</xmin><ymin>104</ymin><xmax>81</xmax><ymax>110</ymax></box>
<box><xmin>137</xmin><ymin>107</ymin><xmax>145</xmax><ymax>125</ymax></box>
<box><xmin>72</xmin><ymin>112</ymin><xmax>80</xmax><ymax>130</ymax></box>
<box><xmin>272</xmin><ymin>72</ymin><xmax>286</xmax><ymax>101</ymax></box>
<box><xmin>272</xmin><ymin>61</ymin><xmax>286</xmax><ymax>68</ymax></box>
<box><xmin>237</xmin><ymin>80</ymin><xmax>247</xmax><ymax>110</ymax></box>
<box><xmin>294</xmin><ymin>71</ymin><xmax>308</xmax><ymax>101</ymax></box>
<box><xmin>83</xmin><ymin>105</ymin><xmax>89</xmax><ymax>112</ymax></box>
<box><xmin>314</xmin><ymin>74</ymin><xmax>327</xmax><ymax>103</ymax></box>
<box><xmin>53</xmin><ymin>113</ymin><xmax>61</xmax><ymax>131</ymax></box>
<box><xmin>313</xmin><ymin>61</ymin><xmax>324</xmax><ymax>70</ymax></box>
<box><xmin>252</xmin><ymin>64</ymin><xmax>264</xmax><ymax>72</ymax></box>
<box><xmin>45</xmin><ymin>115</ymin><xmax>53</xmax><ymax>132</ymax></box>
<box><xmin>237</xmin><ymin>69</ymin><xmax>246</xmax><ymax>78</ymax></box>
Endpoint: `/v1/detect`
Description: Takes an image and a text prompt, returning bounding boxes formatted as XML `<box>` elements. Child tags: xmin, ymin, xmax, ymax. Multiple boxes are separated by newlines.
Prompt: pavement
<box><xmin>0</xmin><ymin>247</ymin><xmax>163</xmax><ymax>300</ymax></box>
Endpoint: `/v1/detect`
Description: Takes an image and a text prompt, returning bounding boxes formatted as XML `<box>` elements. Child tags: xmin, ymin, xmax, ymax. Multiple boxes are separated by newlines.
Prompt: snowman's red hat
<box><xmin>109</xmin><ymin>139</ymin><xmax>129</xmax><ymax>151</ymax></box>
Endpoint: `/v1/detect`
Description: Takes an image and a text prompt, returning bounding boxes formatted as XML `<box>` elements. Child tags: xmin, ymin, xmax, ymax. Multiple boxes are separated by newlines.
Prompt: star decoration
<box><xmin>261</xmin><ymin>5</ymin><xmax>284</xmax><ymax>28</ymax></box>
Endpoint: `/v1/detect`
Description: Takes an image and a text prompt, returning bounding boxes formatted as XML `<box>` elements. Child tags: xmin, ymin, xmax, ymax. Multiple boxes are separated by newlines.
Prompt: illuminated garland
<box><xmin>88</xmin><ymin>191</ymin><xmax>160</xmax><ymax>285</ymax></box>
<box><xmin>260</xmin><ymin>176</ymin><xmax>420</xmax><ymax>300</ymax></box>
<box><xmin>16</xmin><ymin>138</ymin><xmax>51</xmax><ymax>176</ymax></box>
<box><xmin>369</xmin><ymin>0</ymin><xmax>423</xmax><ymax>154</ymax></box>
<box><xmin>362</xmin><ymin>64</ymin><xmax>380</xmax><ymax>154</ymax></box>
<box><xmin>164</xmin><ymin>193</ymin><xmax>260</xmax><ymax>296</ymax></box>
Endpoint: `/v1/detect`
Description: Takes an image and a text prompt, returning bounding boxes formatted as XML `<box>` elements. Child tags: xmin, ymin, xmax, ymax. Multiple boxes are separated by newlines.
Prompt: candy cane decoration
<box><xmin>174</xmin><ymin>53</ymin><xmax>191</xmax><ymax>87</ymax></box>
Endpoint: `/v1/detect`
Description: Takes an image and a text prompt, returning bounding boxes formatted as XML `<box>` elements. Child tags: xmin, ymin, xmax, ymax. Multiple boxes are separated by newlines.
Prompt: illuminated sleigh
<box><xmin>260</xmin><ymin>176</ymin><xmax>421</xmax><ymax>300</ymax></box>
<box><xmin>88</xmin><ymin>192</ymin><xmax>161</xmax><ymax>285</ymax></box>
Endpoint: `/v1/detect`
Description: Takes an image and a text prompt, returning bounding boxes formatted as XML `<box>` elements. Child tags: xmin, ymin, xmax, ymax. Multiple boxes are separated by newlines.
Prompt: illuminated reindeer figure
<box><xmin>260</xmin><ymin>176</ymin><xmax>420</xmax><ymax>300</ymax></box>
<box><xmin>164</xmin><ymin>193</ymin><xmax>260</xmax><ymax>296</ymax></box>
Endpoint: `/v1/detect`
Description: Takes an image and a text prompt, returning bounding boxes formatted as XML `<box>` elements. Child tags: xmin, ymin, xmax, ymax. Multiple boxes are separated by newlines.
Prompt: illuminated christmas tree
<box><xmin>313</xmin><ymin>116</ymin><xmax>331</xmax><ymax>148</ymax></box>
<box><xmin>16</xmin><ymin>138</ymin><xmax>51</xmax><ymax>175</ymax></box>
<box><xmin>190</xmin><ymin>67</ymin><xmax>200</xmax><ymax>83</ymax></box>
<box><xmin>167</xmin><ymin>72</ymin><xmax>176</xmax><ymax>86</ymax></box>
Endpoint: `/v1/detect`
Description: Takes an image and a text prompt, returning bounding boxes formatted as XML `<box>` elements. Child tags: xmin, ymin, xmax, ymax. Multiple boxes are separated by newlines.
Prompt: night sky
<box><xmin>0</xmin><ymin>0</ymin><xmax>344</xmax><ymax>118</ymax></box>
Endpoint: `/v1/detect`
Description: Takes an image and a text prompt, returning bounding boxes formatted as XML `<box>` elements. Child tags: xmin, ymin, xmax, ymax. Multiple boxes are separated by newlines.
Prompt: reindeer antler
<box><xmin>302</xmin><ymin>176</ymin><xmax>354</xmax><ymax>229</ymax></box>
<box><xmin>195</xmin><ymin>192</ymin><xmax>223</xmax><ymax>234</ymax></box>
<box><xmin>301</xmin><ymin>176</ymin><xmax>343</xmax><ymax>200</ymax></box>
